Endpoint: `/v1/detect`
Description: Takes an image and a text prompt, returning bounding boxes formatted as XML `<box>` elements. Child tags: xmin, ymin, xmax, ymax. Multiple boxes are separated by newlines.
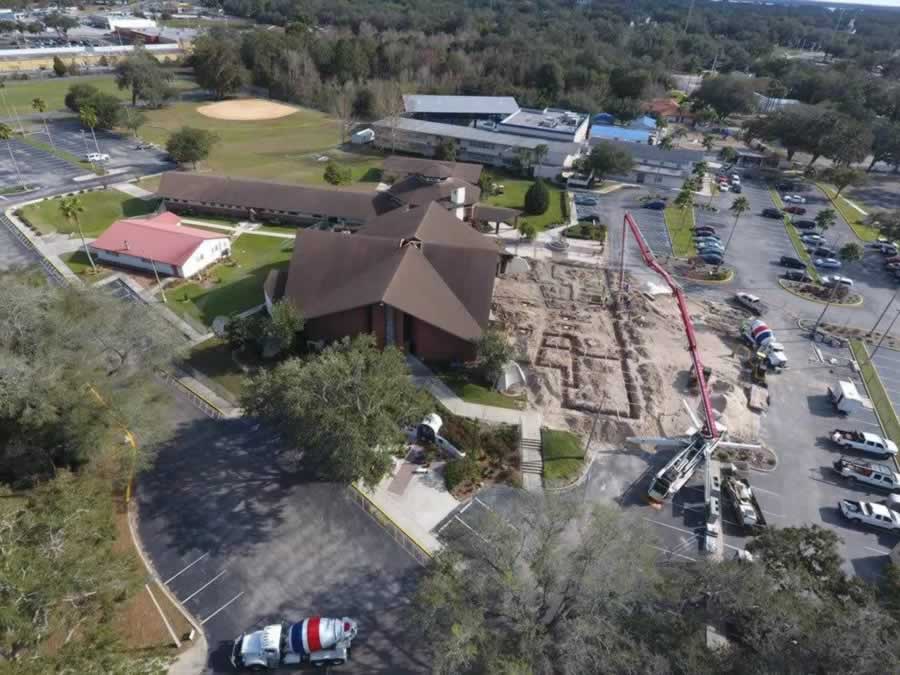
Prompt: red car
<box><xmin>784</xmin><ymin>205</ymin><xmax>807</xmax><ymax>215</ymax></box>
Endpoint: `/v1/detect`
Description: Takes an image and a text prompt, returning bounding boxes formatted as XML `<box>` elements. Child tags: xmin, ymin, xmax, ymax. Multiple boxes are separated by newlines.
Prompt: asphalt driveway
<box><xmin>869</xmin><ymin>346</ymin><xmax>900</xmax><ymax>414</ymax></box>
<box><xmin>137</xmin><ymin>398</ymin><xmax>429</xmax><ymax>674</ymax></box>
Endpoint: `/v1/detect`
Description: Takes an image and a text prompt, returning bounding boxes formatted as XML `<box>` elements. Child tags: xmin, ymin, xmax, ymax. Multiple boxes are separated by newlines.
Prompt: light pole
<box><xmin>870</xmin><ymin>309</ymin><xmax>900</xmax><ymax>361</ymax></box>
<box><xmin>812</xmin><ymin>281</ymin><xmax>842</xmax><ymax>335</ymax></box>
<box><xmin>868</xmin><ymin>293</ymin><xmax>896</xmax><ymax>337</ymax></box>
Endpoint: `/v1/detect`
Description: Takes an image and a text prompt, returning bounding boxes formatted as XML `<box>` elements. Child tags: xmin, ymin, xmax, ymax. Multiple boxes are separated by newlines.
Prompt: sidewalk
<box><xmin>407</xmin><ymin>356</ymin><xmax>544</xmax><ymax>490</ymax></box>
<box><xmin>112</xmin><ymin>181</ymin><xmax>155</xmax><ymax>199</ymax></box>
<box><xmin>181</xmin><ymin>217</ymin><xmax>296</xmax><ymax>239</ymax></box>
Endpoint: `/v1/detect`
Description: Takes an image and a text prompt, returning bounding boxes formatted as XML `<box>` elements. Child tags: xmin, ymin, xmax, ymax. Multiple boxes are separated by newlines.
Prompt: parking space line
<box><xmin>864</xmin><ymin>546</ymin><xmax>890</xmax><ymax>556</ymax></box>
<box><xmin>760</xmin><ymin>510</ymin><xmax>784</xmax><ymax>519</ymax></box>
<box><xmin>643</xmin><ymin>518</ymin><xmax>696</xmax><ymax>536</ymax></box>
<box><xmin>165</xmin><ymin>552</ymin><xmax>210</xmax><ymax>584</ymax></box>
<box><xmin>201</xmin><ymin>591</ymin><xmax>245</xmax><ymax>625</ymax></box>
<box><xmin>181</xmin><ymin>569</ymin><xmax>227</xmax><ymax>603</ymax></box>
<box><xmin>749</xmin><ymin>486</ymin><xmax>782</xmax><ymax>499</ymax></box>
<box><xmin>649</xmin><ymin>544</ymin><xmax>697</xmax><ymax>562</ymax></box>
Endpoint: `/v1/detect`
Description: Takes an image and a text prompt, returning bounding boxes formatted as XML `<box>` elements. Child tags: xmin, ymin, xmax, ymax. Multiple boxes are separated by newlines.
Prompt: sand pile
<box><xmin>197</xmin><ymin>98</ymin><xmax>299</xmax><ymax>121</ymax></box>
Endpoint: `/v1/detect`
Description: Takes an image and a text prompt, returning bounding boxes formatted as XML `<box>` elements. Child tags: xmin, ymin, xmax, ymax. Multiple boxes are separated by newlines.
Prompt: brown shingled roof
<box><xmin>282</xmin><ymin>204</ymin><xmax>498</xmax><ymax>342</ymax></box>
<box><xmin>386</xmin><ymin>175</ymin><xmax>481</xmax><ymax>208</ymax></box>
<box><xmin>382</xmin><ymin>155</ymin><xmax>483</xmax><ymax>184</ymax></box>
<box><xmin>157</xmin><ymin>172</ymin><xmax>395</xmax><ymax>222</ymax></box>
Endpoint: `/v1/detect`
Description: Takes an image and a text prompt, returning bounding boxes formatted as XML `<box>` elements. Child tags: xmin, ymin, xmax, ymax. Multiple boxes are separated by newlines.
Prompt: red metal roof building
<box><xmin>89</xmin><ymin>211</ymin><xmax>231</xmax><ymax>278</ymax></box>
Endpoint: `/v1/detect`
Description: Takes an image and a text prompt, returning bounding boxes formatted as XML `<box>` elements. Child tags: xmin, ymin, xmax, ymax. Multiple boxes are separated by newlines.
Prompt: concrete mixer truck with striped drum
<box><xmin>740</xmin><ymin>319</ymin><xmax>788</xmax><ymax>372</ymax></box>
<box><xmin>231</xmin><ymin>616</ymin><xmax>358</xmax><ymax>670</ymax></box>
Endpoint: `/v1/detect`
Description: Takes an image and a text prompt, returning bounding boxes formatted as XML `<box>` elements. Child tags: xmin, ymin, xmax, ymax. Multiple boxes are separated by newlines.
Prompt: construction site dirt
<box><xmin>492</xmin><ymin>260</ymin><xmax>763</xmax><ymax>447</ymax></box>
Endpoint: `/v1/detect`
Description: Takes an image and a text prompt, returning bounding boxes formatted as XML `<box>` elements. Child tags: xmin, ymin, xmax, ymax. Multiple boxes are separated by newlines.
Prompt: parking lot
<box><xmin>137</xmin><ymin>403</ymin><xmax>427</xmax><ymax>674</ymax></box>
<box><xmin>44</xmin><ymin>119</ymin><xmax>171</xmax><ymax>170</ymax></box>
<box><xmin>0</xmin><ymin>138</ymin><xmax>82</xmax><ymax>189</ymax></box>
<box><xmin>868</xmin><ymin>346</ymin><xmax>900</xmax><ymax>413</ymax></box>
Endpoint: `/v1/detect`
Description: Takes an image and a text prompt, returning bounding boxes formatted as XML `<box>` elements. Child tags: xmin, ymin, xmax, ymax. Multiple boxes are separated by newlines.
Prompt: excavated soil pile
<box><xmin>493</xmin><ymin>260</ymin><xmax>760</xmax><ymax>446</ymax></box>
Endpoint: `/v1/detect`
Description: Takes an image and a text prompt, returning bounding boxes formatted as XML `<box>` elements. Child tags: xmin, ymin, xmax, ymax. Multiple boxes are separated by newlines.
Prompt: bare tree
<box><xmin>331</xmin><ymin>83</ymin><xmax>356</xmax><ymax>146</ymax></box>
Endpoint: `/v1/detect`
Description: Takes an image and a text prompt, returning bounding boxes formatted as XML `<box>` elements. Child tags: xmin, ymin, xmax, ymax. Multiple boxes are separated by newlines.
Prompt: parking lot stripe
<box><xmin>181</xmin><ymin>569</ymin><xmax>227</xmax><ymax>603</ymax></box>
<box><xmin>201</xmin><ymin>591</ymin><xmax>245</xmax><ymax>625</ymax></box>
<box><xmin>643</xmin><ymin>518</ymin><xmax>696</xmax><ymax>536</ymax></box>
<box><xmin>649</xmin><ymin>544</ymin><xmax>697</xmax><ymax>562</ymax></box>
<box><xmin>760</xmin><ymin>510</ymin><xmax>784</xmax><ymax>519</ymax></box>
<box><xmin>864</xmin><ymin>546</ymin><xmax>890</xmax><ymax>556</ymax></box>
<box><xmin>165</xmin><ymin>552</ymin><xmax>209</xmax><ymax>584</ymax></box>
<box><xmin>748</xmin><ymin>486</ymin><xmax>782</xmax><ymax>499</ymax></box>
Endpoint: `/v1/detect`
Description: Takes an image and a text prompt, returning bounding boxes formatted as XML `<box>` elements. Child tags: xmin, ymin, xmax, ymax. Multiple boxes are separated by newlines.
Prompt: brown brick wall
<box><xmin>304</xmin><ymin>307</ymin><xmax>371</xmax><ymax>344</ymax></box>
<box><xmin>412</xmin><ymin>318</ymin><xmax>476</xmax><ymax>363</ymax></box>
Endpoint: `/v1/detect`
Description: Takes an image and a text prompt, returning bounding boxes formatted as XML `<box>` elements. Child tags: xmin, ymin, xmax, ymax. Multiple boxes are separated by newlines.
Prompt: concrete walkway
<box><xmin>181</xmin><ymin>218</ymin><xmax>296</xmax><ymax>239</ymax></box>
<box><xmin>407</xmin><ymin>356</ymin><xmax>544</xmax><ymax>490</ymax></box>
<box><xmin>112</xmin><ymin>181</ymin><xmax>155</xmax><ymax>199</ymax></box>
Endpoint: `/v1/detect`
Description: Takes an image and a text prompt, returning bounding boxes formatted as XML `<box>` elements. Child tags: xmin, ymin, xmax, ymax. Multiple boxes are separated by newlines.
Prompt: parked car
<box><xmin>780</xmin><ymin>256</ymin><xmax>806</xmax><ymax>269</ymax></box>
<box><xmin>574</xmin><ymin>194</ymin><xmax>597</xmax><ymax>206</ymax></box>
<box><xmin>883</xmin><ymin>256</ymin><xmax>900</xmax><ymax>265</ymax></box>
<box><xmin>85</xmin><ymin>152</ymin><xmax>110</xmax><ymax>162</ymax></box>
<box><xmin>643</xmin><ymin>201</ymin><xmax>666</xmax><ymax>210</ymax></box>
<box><xmin>886</xmin><ymin>262</ymin><xmax>900</xmax><ymax>271</ymax></box>
<box><xmin>784</xmin><ymin>206</ymin><xmax>807</xmax><ymax>215</ymax></box>
<box><xmin>800</xmin><ymin>232</ymin><xmax>825</xmax><ymax>243</ymax></box>
<box><xmin>694</xmin><ymin>234</ymin><xmax>722</xmax><ymax>243</ymax></box>
<box><xmin>731</xmin><ymin>183</ymin><xmax>742</xmax><ymax>194</ymax></box>
<box><xmin>718</xmin><ymin>183</ymin><xmax>731</xmax><ymax>192</ymax></box>
<box><xmin>783</xmin><ymin>194</ymin><xmax>807</xmax><ymax>204</ymax></box>
<box><xmin>815</xmin><ymin>258</ymin><xmax>842</xmax><ymax>269</ymax></box>
<box><xmin>839</xmin><ymin>500</ymin><xmax>900</xmax><ymax>532</ymax></box>
<box><xmin>762</xmin><ymin>208</ymin><xmax>783</xmax><ymax>219</ymax></box>
<box><xmin>700</xmin><ymin>253</ymin><xmax>724</xmax><ymax>265</ymax></box>
<box><xmin>822</xmin><ymin>275</ymin><xmax>854</xmax><ymax>288</ymax></box>
<box><xmin>693</xmin><ymin>226</ymin><xmax>717</xmax><ymax>235</ymax></box>
<box><xmin>813</xmin><ymin>247</ymin><xmax>838</xmax><ymax>258</ymax></box>
<box><xmin>881</xmin><ymin>244</ymin><xmax>899</xmax><ymax>256</ymax></box>
<box><xmin>782</xmin><ymin>270</ymin><xmax>812</xmax><ymax>282</ymax></box>
<box><xmin>793</xmin><ymin>219</ymin><xmax>816</xmax><ymax>230</ymax></box>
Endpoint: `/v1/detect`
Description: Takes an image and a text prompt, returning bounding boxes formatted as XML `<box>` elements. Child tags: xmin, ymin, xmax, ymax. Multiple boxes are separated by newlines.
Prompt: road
<box><xmin>136</xmin><ymin>397</ymin><xmax>429</xmax><ymax>674</ymax></box>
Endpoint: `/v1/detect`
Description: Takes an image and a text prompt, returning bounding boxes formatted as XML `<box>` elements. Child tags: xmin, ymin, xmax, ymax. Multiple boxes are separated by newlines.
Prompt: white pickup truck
<box><xmin>839</xmin><ymin>499</ymin><xmax>900</xmax><ymax>532</ymax></box>
<box><xmin>832</xmin><ymin>457</ymin><xmax>900</xmax><ymax>492</ymax></box>
<box><xmin>831</xmin><ymin>429</ymin><xmax>898</xmax><ymax>459</ymax></box>
<box><xmin>734</xmin><ymin>292</ymin><xmax>767</xmax><ymax>315</ymax></box>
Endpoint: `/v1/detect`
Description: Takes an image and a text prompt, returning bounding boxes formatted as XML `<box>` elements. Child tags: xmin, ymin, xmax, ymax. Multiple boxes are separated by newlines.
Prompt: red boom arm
<box><xmin>621</xmin><ymin>212</ymin><xmax>719</xmax><ymax>439</ymax></box>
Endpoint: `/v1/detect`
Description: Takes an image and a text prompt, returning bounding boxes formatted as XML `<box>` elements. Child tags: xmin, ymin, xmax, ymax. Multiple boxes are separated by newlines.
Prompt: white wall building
<box><xmin>89</xmin><ymin>211</ymin><xmax>230</xmax><ymax>278</ymax></box>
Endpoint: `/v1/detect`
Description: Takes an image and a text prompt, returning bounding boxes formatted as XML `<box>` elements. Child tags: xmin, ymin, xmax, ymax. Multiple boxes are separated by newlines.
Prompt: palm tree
<box><xmin>815</xmin><ymin>207</ymin><xmax>837</xmax><ymax>235</ymax></box>
<box><xmin>0</xmin><ymin>122</ymin><xmax>21</xmax><ymax>184</ymax></box>
<box><xmin>839</xmin><ymin>242</ymin><xmax>863</xmax><ymax>264</ymax></box>
<box><xmin>59</xmin><ymin>195</ymin><xmax>96</xmax><ymax>273</ymax></box>
<box><xmin>723</xmin><ymin>196</ymin><xmax>750</xmax><ymax>256</ymax></box>
<box><xmin>659</xmin><ymin>136</ymin><xmax>674</xmax><ymax>150</ymax></box>
<box><xmin>79</xmin><ymin>105</ymin><xmax>101</xmax><ymax>155</ymax></box>
<box><xmin>31</xmin><ymin>96</ymin><xmax>55</xmax><ymax>151</ymax></box>
<box><xmin>702</xmin><ymin>134</ymin><xmax>715</xmax><ymax>153</ymax></box>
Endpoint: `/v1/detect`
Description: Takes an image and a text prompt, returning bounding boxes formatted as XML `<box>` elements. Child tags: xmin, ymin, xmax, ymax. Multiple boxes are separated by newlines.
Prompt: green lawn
<box><xmin>439</xmin><ymin>371</ymin><xmax>525</xmax><ymax>410</ymax></box>
<box><xmin>141</xmin><ymin>101</ymin><xmax>384</xmax><ymax>185</ymax></box>
<box><xmin>19</xmin><ymin>191</ymin><xmax>160</xmax><ymax>236</ymax></box>
<box><xmin>184</xmin><ymin>338</ymin><xmax>248</xmax><ymax>402</ymax></box>
<box><xmin>663</xmin><ymin>206</ymin><xmax>696</xmax><ymax>257</ymax></box>
<box><xmin>817</xmin><ymin>183</ymin><xmax>880</xmax><ymax>242</ymax></box>
<box><xmin>541</xmin><ymin>428</ymin><xmax>585</xmax><ymax>483</ymax></box>
<box><xmin>135</xmin><ymin>175</ymin><xmax>161</xmax><ymax>193</ymax></box>
<box><xmin>850</xmin><ymin>340</ymin><xmax>900</xmax><ymax>448</ymax></box>
<box><xmin>0</xmin><ymin>74</ymin><xmax>197</xmax><ymax>113</ymax></box>
<box><xmin>61</xmin><ymin>249</ymin><xmax>113</xmax><ymax>281</ymax></box>
<box><xmin>564</xmin><ymin>222</ymin><xmax>607</xmax><ymax>241</ymax></box>
<box><xmin>485</xmin><ymin>178</ymin><xmax>565</xmax><ymax>230</ymax></box>
<box><xmin>166</xmin><ymin>233</ymin><xmax>293</xmax><ymax>326</ymax></box>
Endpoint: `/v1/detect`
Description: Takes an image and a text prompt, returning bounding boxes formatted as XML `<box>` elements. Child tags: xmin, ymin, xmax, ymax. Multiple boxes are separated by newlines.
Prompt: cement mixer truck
<box><xmin>740</xmin><ymin>319</ymin><xmax>788</xmax><ymax>371</ymax></box>
<box><xmin>231</xmin><ymin>617</ymin><xmax>358</xmax><ymax>671</ymax></box>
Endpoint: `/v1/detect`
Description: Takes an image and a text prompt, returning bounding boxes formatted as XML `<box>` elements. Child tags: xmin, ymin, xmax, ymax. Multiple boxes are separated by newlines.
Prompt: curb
<box><xmin>347</xmin><ymin>484</ymin><xmax>434</xmax><ymax>565</ymax></box>
<box><xmin>126</xmin><ymin>498</ymin><xmax>208</xmax><ymax>667</ymax></box>
<box><xmin>673</xmin><ymin>268</ymin><xmax>735</xmax><ymax>285</ymax></box>
<box><xmin>815</xmin><ymin>182</ymin><xmax>877</xmax><ymax>243</ymax></box>
<box><xmin>847</xmin><ymin>341</ymin><xmax>900</xmax><ymax>474</ymax></box>
<box><xmin>777</xmin><ymin>279</ymin><xmax>864</xmax><ymax>307</ymax></box>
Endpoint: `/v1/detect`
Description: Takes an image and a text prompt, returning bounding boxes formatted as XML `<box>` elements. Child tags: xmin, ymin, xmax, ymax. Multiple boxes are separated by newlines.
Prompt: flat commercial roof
<box><xmin>500</xmin><ymin>108</ymin><xmax>588</xmax><ymax>133</ymax></box>
<box><xmin>403</xmin><ymin>95</ymin><xmax>520</xmax><ymax>116</ymax></box>
<box><xmin>378</xmin><ymin>117</ymin><xmax>583</xmax><ymax>154</ymax></box>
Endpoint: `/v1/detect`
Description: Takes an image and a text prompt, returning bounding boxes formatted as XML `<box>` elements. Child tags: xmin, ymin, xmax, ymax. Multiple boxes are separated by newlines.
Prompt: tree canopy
<box><xmin>241</xmin><ymin>334</ymin><xmax>427</xmax><ymax>487</ymax></box>
<box><xmin>575</xmin><ymin>142</ymin><xmax>633</xmax><ymax>179</ymax></box>
<box><xmin>166</xmin><ymin>126</ymin><xmax>219</xmax><ymax>169</ymax></box>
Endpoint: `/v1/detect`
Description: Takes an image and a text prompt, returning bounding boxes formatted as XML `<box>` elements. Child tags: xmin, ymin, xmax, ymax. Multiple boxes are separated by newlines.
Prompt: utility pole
<box><xmin>812</xmin><ymin>281</ymin><xmax>841</xmax><ymax>335</ymax></box>
<box><xmin>868</xmin><ymin>293</ymin><xmax>896</xmax><ymax>337</ymax></box>
<box><xmin>151</xmin><ymin>260</ymin><xmax>167</xmax><ymax>303</ymax></box>
<box><xmin>870</xmin><ymin>310</ymin><xmax>900</xmax><ymax>361</ymax></box>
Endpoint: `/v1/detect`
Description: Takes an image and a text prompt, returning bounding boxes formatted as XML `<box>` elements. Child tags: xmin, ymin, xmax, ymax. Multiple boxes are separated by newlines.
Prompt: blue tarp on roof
<box><xmin>589</xmin><ymin>126</ymin><xmax>652</xmax><ymax>143</ymax></box>
<box><xmin>592</xmin><ymin>112</ymin><xmax>616</xmax><ymax>125</ymax></box>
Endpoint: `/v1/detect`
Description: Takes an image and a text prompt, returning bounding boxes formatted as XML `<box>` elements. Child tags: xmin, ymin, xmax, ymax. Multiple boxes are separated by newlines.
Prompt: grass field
<box><xmin>438</xmin><ymin>371</ymin><xmax>525</xmax><ymax>410</ymax></box>
<box><xmin>663</xmin><ymin>205</ymin><xmax>696</xmax><ymax>257</ymax></box>
<box><xmin>166</xmin><ymin>233</ymin><xmax>293</xmax><ymax>326</ymax></box>
<box><xmin>61</xmin><ymin>249</ymin><xmax>113</xmax><ymax>280</ymax></box>
<box><xmin>850</xmin><ymin>340</ymin><xmax>900</xmax><ymax>448</ymax></box>
<box><xmin>20</xmin><ymin>191</ymin><xmax>160</xmax><ymax>236</ymax></box>
<box><xmin>541</xmin><ymin>428</ymin><xmax>585</xmax><ymax>483</ymax></box>
<box><xmin>485</xmin><ymin>178</ymin><xmax>565</xmax><ymax>230</ymax></box>
<box><xmin>141</xmin><ymin>101</ymin><xmax>384</xmax><ymax>185</ymax></box>
<box><xmin>184</xmin><ymin>338</ymin><xmax>247</xmax><ymax>402</ymax></box>
<box><xmin>818</xmin><ymin>183</ymin><xmax>880</xmax><ymax>242</ymax></box>
<box><xmin>0</xmin><ymin>74</ymin><xmax>197</xmax><ymax>114</ymax></box>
